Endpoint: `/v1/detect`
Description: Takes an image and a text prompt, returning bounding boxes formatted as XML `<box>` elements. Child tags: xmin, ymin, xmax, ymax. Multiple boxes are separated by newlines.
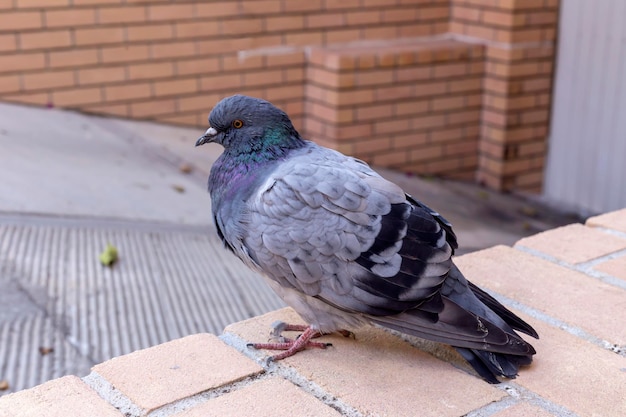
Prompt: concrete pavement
<box><xmin>0</xmin><ymin>102</ymin><xmax>574</xmax><ymax>395</ymax></box>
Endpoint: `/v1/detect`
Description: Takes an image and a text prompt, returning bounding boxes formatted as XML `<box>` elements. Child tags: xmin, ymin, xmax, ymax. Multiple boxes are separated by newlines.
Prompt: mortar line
<box><xmin>479</xmin><ymin>287</ymin><xmax>624</xmax><ymax>356</ymax></box>
<box><xmin>514</xmin><ymin>244</ymin><xmax>626</xmax><ymax>291</ymax></box>
<box><xmin>498</xmin><ymin>382</ymin><xmax>583</xmax><ymax>417</ymax></box>
<box><xmin>83</xmin><ymin>371</ymin><xmax>145</xmax><ymax>417</ymax></box>
<box><xmin>462</xmin><ymin>394</ymin><xmax>519</xmax><ymax>417</ymax></box>
<box><xmin>147</xmin><ymin>373</ymin><xmax>271</xmax><ymax>417</ymax></box>
<box><xmin>590</xmin><ymin>225</ymin><xmax>626</xmax><ymax>240</ymax></box>
<box><xmin>219</xmin><ymin>332</ymin><xmax>365</xmax><ymax>417</ymax></box>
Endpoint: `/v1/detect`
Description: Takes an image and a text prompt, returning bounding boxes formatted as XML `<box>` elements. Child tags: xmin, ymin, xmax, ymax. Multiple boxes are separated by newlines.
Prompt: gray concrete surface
<box><xmin>0</xmin><ymin>102</ymin><xmax>575</xmax><ymax>395</ymax></box>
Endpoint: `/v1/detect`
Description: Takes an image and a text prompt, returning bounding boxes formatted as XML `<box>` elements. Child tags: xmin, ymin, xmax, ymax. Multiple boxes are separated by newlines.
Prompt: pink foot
<box><xmin>248</xmin><ymin>325</ymin><xmax>330</xmax><ymax>361</ymax></box>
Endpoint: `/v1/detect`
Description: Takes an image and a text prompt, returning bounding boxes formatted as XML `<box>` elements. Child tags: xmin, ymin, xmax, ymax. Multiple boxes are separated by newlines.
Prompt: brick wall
<box><xmin>450</xmin><ymin>0</ymin><xmax>559</xmax><ymax>191</ymax></box>
<box><xmin>0</xmin><ymin>0</ymin><xmax>559</xmax><ymax>192</ymax></box>
<box><xmin>306</xmin><ymin>39</ymin><xmax>484</xmax><ymax>179</ymax></box>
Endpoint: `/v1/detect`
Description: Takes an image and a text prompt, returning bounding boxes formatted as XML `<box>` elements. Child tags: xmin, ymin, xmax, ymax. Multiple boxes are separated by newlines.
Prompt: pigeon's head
<box><xmin>195</xmin><ymin>95</ymin><xmax>301</xmax><ymax>150</ymax></box>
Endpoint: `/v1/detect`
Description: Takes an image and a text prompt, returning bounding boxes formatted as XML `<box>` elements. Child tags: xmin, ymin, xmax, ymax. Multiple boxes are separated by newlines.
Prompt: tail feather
<box><xmin>468</xmin><ymin>281</ymin><xmax>539</xmax><ymax>339</ymax></box>
<box><xmin>455</xmin><ymin>347</ymin><xmax>526</xmax><ymax>384</ymax></box>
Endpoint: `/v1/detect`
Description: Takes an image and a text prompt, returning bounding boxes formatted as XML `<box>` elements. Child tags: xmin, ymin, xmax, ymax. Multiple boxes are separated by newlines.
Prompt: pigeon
<box><xmin>196</xmin><ymin>94</ymin><xmax>538</xmax><ymax>383</ymax></box>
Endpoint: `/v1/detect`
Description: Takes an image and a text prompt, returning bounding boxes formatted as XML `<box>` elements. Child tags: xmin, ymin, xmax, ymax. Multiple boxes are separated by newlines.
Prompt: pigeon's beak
<box><xmin>196</xmin><ymin>127</ymin><xmax>218</xmax><ymax>147</ymax></box>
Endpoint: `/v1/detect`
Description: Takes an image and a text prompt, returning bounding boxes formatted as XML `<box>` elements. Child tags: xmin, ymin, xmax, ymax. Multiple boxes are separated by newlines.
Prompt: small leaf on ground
<box><xmin>99</xmin><ymin>244</ymin><xmax>118</xmax><ymax>267</ymax></box>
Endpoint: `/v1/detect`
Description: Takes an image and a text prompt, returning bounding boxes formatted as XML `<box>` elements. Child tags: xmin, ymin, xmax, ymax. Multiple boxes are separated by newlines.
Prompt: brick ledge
<box><xmin>1</xmin><ymin>208</ymin><xmax>625</xmax><ymax>417</ymax></box>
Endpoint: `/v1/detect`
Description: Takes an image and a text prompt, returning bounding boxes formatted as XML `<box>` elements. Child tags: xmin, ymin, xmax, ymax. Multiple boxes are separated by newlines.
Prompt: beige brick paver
<box><xmin>594</xmin><ymin>255</ymin><xmax>626</xmax><ymax>282</ymax></box>
<box><xmin>491</xmin><ymin>401</ymin><xmax>559</xmax><ymax>417</ymax></box>
<box><xmin>177</xmin><ymin>377</ymin><xmax>341</xmax><ymax>417</ymax></box>
<box><xmin>456</xmin><ymin>245</ymin><xmax>626</xmax><ymax>346</ymax></box>
<box><xmin>92</xmin><ymin>333</ymin><xmax>263</xmax><ymax>413</ymax></box>
<box><xmin>0</xmin><ymin>376</ymin><xmax>122</xmax><ymax>417</ymax></box>
<box><xmin>586</xmin><ymin>208</ymin><xmax>626</xmax><ymax>233</ymax></box>
<box><xmin>516</xmin><ymin>223</ymin><xmax>626</xmax><ymax>264</ymax></box>
<box><xmin>511</xmin><ymin>315</ymin><xmax>626</xmax><ymax>417</ymax></box>
<box><xmin>224</xmin><ymin>308</ymin><xmax>505</xmax><ymax>417</ymax></box>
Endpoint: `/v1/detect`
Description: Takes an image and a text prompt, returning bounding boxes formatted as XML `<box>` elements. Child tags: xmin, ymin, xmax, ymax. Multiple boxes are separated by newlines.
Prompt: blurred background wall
<box><xmin>0</xmin><ymin>0</ymin><xmax>558</xmax><ymax>193</ymax></box>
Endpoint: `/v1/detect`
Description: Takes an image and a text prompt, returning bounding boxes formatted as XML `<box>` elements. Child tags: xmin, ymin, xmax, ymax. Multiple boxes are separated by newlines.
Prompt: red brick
<box><xmin>130</xmin><ymin>97</ymin><xmax>176</xmax><ymax>117</ymax></box>
<box><xmin>45</xmin><ymin>8</ymin><xmax>96</xmax><ymax>28</ymax></box>
<box><xmin>0</xmin><ymin>34</ymin><xmax>17</xmax><ymax>52</ymax></box>
<box><xmin>306</xmin><ymin>12</ymin><xmax>344</xmax><ymax>28</ymax></box>
<box><xmin>154</xmin><ymin>78</ymin><xmax>198</xmax><ymax>96</ymax></box>
<box><xmin>415</xmin><ymin>113</ymin><xmax>452</xmax><ymax>132</ymax></box>
<box><xmin>393</xmin><ymin>99</ymin><xmax>430</xmax><ymax>116</ymax></box>
<box><xmin>74</xmin><ymin>27</ymin><xmax>125</xmax><ymax>46</ymax></box>
<box><xmin>267</xmin><ymin>85</ymin><xmax>304</xmax><ymax>101</ymax></box>
<box><xmin>22</xmin><ymin>70</ymin><xmax>75</xmax><ymax>90</ymax></box>
<box><xmin>394</xmin><ymin>65</ymin><xmax>433</xmax><ymax>82</ymax></box>
<box><xmin>447</xmin><ymin>77</ymin><xmax>481</xmax><ymax>93</ymax></box>
<box><xmin>220</xmin><ymin>17</ymin><xmax>264</xmax><ymax>36</ymax></box>
<box><xmin>239</xmin><ymin>0</ymin><xmax>281</xmax><ymax>14</ymax></box>
<box><xmin>175</xmin><ymin>21</ymin><xmax>219</xmax><ymax>39</ymax></box>
<box><xmin>451</xmin><ymin>5</ymin><xmax>481</xmax><ymax>22</ymax></box>
<box><xmin>325</xmin><ymin>28</ymin><xmax>361</xmax><ymax>44</ymax></box>
<box><xmin>3</xmin><ymin>91</ymin><xmax>50</xmax><ymax>106</ymax></box>
<box><xmin>283</xmin><ymin>0</ymin><xmax>322</xmax><ymax>12</ymax></box>
<box><xmin>82</xmin><ymin>102</ymin><xmax>129</xmax><ymax>118</ymax></box>
<box><xmin>52</xmin><ymin>86</ymin><xmax>102</xmax><ymax>106</ymax></box>
<box><xmin>20</xmin><ymin>29</ymin><xmax>71</xmax><ymax>50</ymax></box>
<box><xmin>374</xmin><ymin>118</ymin><xmax>411</xmax><ymax>135</ymax></box>
<box><xmin>175</xmin><ymin>57</ymin><xmax>220</xmax><ymax>76</ymax></box>
<box><xmin>126</xmin><ymin>23</ymin><xmax>174</xmax><ymax>41</ymax></box>
<box><xmin>432</xmin><ymin>63</ymin><xmax>468</xmax><ymax>78</ymax></box>
<box><xmin>0</xmin><ymin>74</ymin><xmax>20</xmax><ymax>93</ymax></box>
<box><xmin>373</xmin><ymin>149</ymin><xmax>410</xmax><ymax>166</ymax></box>
<box><xmin>199</xmin><ymin>73</ymin><xmax>243</xmax><ymax>92</ymax></box>
<box><xmin>264</xmin><ymin>14</ymin><xmax>305</xmax><ymax>31</ymax></box>
<box><xmin>105</xmin><ymin>82</ymin><xmax>151</xmax><ymax>102</ymax></box>
<box><xmin>195</xmin><ymin>1</ymin><xmax>239</xmax><ymax>18</ymax></box>
<box><xmin>220</xmin><ymin>55</ymin><xmax>265</xmax><ymax>71</ymax></box>
<box><xmin>264</xmin><ymin>51</ymin><xmax>305</xmax><ymax>67</ymax></box>
<box><xmin>147</xmin><ymin>3</ymin><xmax>194</xmax><ymax>21</ymax></box>
<box><xmin>48</xmin><ymin>48</ymin><xmax>98</xmax><ymax>68</ymax></box>
<box><xmin>150</xmin><ymin>41</ymin><xmax>195</xmax><ymax>59</ymax></box>
<box><xmin>355</xmin><ymin>70</ymin><xmax>394</xmax><ymax>87</ymax></box>
<box><xmin>177</xmin><ymin>94</ymin><xmax>220</xmax><ymax>113</ymax></box>
<box><xmin>382</xmin><ymin>8</ymin><xmax>419</xmax><ymax>23</ymax></box>
<box><xmin>356</xmin><ymin>103</ymin><xmax>394</xmax><ymax>121</ymax></box>
<box><xmin>101</xmin><ymin>45</ymin><xmax>149</xmax><ymax>64</ymax></box>
<box><xmin>98</xmin><ymin>5</ymin><xmax>146</xmax><ymax>24</ymax></box>
<box><xmin>352</xmin><ymin>137</ymin><xmax>392</xmax><ymax>154</ymax></box>
<box><xmin>345</xmin><ymin>9</ymin><xmax>381</xmax><ymax>25</ymax></box>
<box><xmin>17</xmin><ymin>0</ymin><xmax>68</xmax><ymax>6</ymax></box>
<box><xmin>333</xmin><ymin>121</ymin><xmax>374</xmax><ymax>140</ymax></box>
<box><xmin>431</xmin><ymin>95</ymin><xmax>466</xmax><ymax>111</ymax></box>
<box><xmin>284</xmin><ymin>67</ymin><xmax>304</xmax><ymax>83</ymax></box>
<box><xmin>158</xmin><ymin>113</ymin><xmax>201</xmax><ymax>127</ymax></box>
<box><xmin>127</xmin><ymin>61</ymin><xmax>174</xmax><ymax>80</ymax></box>
<box><xmin>0</xmin><ymin>51</ymin><xmax>45</xmax><ymax>72</ymax></box>
<box><xmin>417</xmin><ymin>5</ymin><xmax>449</xmax><ymax>20</ymax></box>
<box><xmin>285</xmin><ymin>31</ymin><xmax>324</xmax><ymax>46</ymax></box>
<box><xmin>0</xmin><ymin>10</ymin><xmax>42</xmax><ymax>30</ymax></box>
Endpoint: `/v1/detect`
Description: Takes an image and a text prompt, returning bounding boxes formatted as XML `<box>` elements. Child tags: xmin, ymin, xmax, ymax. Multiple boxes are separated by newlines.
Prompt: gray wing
<box><xmin>242</xmin><ymin>146</ymin><xmax>454</xmax><ymax>317</ymax></box>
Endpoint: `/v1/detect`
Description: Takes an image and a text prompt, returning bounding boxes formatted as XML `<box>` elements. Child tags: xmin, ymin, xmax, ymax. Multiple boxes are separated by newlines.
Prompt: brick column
<box><xmin>451</xmin><ymin>0</ymin><xmax>559</xmax><ymax>192</ymax></box>
<box><xmin>305</xmin><ymin>39</ymin><xmax>484</xmax><ymax>180</ymax></box>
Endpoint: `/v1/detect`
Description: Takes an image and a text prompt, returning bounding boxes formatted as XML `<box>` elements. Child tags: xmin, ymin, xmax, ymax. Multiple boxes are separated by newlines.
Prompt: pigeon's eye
<box><xmin>232</xmin><ymin>119</ymin><xmax>244</xmax><ymax>129</ymax></box>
